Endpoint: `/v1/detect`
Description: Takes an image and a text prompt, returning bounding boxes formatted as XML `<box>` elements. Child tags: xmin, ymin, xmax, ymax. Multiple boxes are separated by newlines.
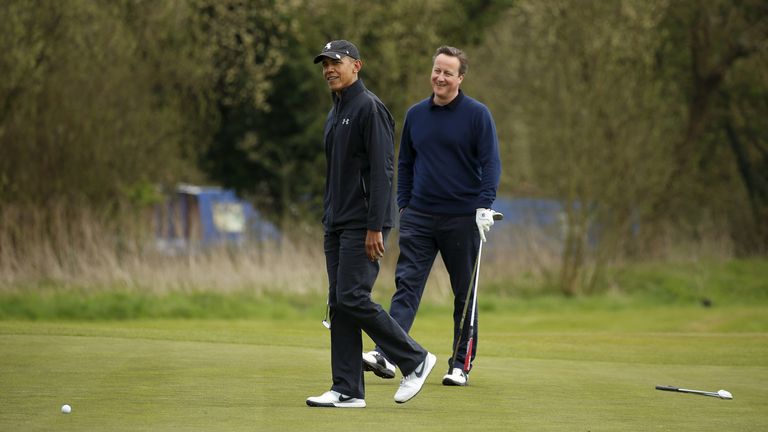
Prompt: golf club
<box><xmin>463</xmin><ymin>238</ymin><xmax>482</xmax><ymax>372</ymax></box>
<box><xmin>321</xmin><ymin>297</ymin><xmax>331</xmax><ymax>330</ymax></box>
<box><xmin>655</xmin><ymin>385</ymin><xmax>733</xmax><ymax>400</ymax></box>
<box><xmin>448</xmin><ymin>211</ymin><xmax>503</xmax><ymax>375</ymax></box>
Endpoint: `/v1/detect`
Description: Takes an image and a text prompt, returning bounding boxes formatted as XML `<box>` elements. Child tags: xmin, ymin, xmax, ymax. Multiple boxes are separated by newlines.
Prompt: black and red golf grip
<box><xmin>463</xmin><ymin>338</ymin><xmax>473</xmax><ymax>371</ymax></box>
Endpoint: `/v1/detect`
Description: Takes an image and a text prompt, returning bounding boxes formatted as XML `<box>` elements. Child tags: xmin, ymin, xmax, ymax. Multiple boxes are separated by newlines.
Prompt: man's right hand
<box><xmin>365</xmin><ymin>230</ymin><xmax>385</xmax><ymax>261</ymax></box>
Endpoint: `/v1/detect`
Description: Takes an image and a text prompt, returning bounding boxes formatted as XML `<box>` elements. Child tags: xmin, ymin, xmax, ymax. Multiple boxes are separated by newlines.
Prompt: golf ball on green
<box><xmin>61</xmin><ymin>404</ymin><xmax>72</xmax><ymax>414</ymax></box>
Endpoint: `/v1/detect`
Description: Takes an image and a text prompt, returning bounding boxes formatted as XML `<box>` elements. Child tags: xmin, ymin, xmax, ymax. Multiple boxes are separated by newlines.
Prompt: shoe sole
<box><xmin>362</xmin><ymin>357</ymin><xmax>396</xmax><ymax>379</ymax></box>
<box><xmin>441</xmin><ymin>376</ymin><xmax>467</xmax><ymax>386</ymax></box>
<box><xmin>395</xmin><ymin>352</ymin><xmax>436</xmax><ymax>404</ymax></box>
<box><xmin>306</xmin><ymin>400</ymin><xmax>366</xmax><ymax>408</ymax></box>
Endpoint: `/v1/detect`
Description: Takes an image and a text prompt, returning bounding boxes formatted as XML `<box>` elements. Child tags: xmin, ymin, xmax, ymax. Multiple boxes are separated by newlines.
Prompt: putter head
<box><xmin>717</xmin><ymin>389</ymin><xmax>733</xmax><ymax>399</ymax></box>
<box><xmin>322</xmin><ymin>319</ymin><xmax>331</xmax><ymax>330</ymax></box>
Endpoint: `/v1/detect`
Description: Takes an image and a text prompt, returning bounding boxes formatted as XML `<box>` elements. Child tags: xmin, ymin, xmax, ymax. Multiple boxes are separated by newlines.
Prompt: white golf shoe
<box><xmin>394</xmin><ymin>352</ymin><xmax>436</xmax><ymax>404</ymax></box>
<box><xmin>441</xmin><ymin>367</ymin><xmax>468</xmax><ymax>386</ymax></box>
<box><xmin>306</xmin><ymin>390</ymin><xmax>366</xmax><ymax>408</ymax></box>
<box><xmin>362</xmin><ymin>350</ymin><xmax>396</xmax><ymax>379</ymax></box>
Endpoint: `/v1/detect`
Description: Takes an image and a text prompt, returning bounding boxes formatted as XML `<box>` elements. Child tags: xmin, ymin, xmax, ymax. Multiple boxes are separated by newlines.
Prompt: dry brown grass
<box><xmin>1</xmin><ymin>203</ymin><xmax>737</xmax><ymax>299</ymax></box>
<box><xmin>0</xmin><ymin>203</ymin><xmax>555</xmax><ymax>299</ymax></box>
<box><xmin>0</xmin><ymin>203</ymin><xmax>329</xmax><ymax>294</ymax></box>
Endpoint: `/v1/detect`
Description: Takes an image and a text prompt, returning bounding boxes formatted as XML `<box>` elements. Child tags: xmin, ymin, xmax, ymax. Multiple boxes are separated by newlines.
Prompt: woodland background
<box><xmin>1</xmin><ymin>0</ymin><xmax>766</xmax><ymax>296</ymax></box>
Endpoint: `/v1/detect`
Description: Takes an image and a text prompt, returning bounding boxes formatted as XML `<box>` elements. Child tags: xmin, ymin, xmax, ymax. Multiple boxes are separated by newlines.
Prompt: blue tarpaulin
<box><xmin>155</xmin><ymin>184</ymin><xmax>279</xmax><ymax>252</ymax></box>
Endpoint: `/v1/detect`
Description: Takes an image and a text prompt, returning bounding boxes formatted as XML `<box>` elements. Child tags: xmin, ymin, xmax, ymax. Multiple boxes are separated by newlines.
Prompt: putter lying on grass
<box><xmin>655</xmin><ymin>385</ymin><xmax>733</xmax><ymax>400</ymax></box>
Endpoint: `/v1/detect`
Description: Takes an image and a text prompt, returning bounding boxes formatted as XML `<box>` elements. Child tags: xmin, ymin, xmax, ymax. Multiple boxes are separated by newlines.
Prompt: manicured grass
<box><xmin>2</xmin><ymin>304</ymin><xmax>767</xmax><ymax>431</ymax></box>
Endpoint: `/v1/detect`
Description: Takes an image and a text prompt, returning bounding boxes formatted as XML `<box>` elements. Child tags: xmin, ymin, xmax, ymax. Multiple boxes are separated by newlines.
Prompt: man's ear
<box><xmin>353</xmin><ymin>59</ymin><xmax>362</xmax><ymax>73</ymax></box>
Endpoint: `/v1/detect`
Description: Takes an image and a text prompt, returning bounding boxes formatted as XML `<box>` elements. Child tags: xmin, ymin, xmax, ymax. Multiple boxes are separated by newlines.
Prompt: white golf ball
<box><xmin>61</xmin><ymin>404</ymin><xmax>72</xmax><ymax>414</ymax></box>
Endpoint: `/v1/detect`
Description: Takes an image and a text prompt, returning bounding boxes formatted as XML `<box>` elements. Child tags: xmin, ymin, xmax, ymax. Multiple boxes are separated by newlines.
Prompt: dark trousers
<box><xmin>324</xmin><ymin>228</ymin><xmax>427</xmax><ymax>399</ymax></box>
<box><xmin>387</xmin><ymin>208</ymin><xmax>480</xmax><ymax>372</ymax></box>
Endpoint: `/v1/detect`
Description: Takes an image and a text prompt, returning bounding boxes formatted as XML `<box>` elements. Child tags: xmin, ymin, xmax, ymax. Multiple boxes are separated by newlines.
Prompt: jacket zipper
<box><xmin>360</xmin><ymin>176</ymin><xmax>369</xmax><ymax>209</ymax></box>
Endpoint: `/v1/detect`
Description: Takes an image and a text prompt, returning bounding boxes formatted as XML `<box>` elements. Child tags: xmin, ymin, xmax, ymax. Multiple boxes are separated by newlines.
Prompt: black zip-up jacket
<box><xmin>323</xmin><ymin>79</ymin><xmax>395</xmax><ymax>232</ymax></box>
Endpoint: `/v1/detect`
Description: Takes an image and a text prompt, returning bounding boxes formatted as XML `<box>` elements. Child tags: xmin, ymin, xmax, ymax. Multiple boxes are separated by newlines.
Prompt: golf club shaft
<box><xmin>449</xmin><ymin>243</ymin><xmax>480</xmax><ymax>371</ymax></box>
<box><xmin>449</xmin><ymin>210</ymin><xmax>502</xmax><ymax>371</ymax></box>
<box><xmin>656</xmin><ymin>385</ymin><xmax>719</xmax><ymax>398</ymax></box>
<box><xmin>463</xmin><ymin>240</ymin><xmax>483</xmax><ymax>371</ymax></box>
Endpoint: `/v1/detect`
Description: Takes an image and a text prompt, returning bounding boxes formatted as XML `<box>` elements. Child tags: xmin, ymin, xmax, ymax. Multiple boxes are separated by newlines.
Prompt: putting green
<box><xmin>1</xmin><ymin>305</ymin><xmax>767</xmax><ymax>431</ymax></box>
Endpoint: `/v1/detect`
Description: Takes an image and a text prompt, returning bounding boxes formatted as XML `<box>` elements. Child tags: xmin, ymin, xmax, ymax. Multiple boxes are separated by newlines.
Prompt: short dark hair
<box><xmin>433</xmin><ymin>46</ymin><xmax>468</xmax><ymax>75</ymax></box>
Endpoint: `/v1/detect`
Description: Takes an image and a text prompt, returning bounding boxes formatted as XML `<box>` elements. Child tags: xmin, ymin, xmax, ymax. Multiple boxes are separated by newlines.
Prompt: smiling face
<box><xmin>321</xmin><ymin>56</ymin><xmax>361</xmax><ymax>94</ymax></box>
<box><xmin>431</xmin><ymin>53</ymin><xmax>464</xmax><ymax>105</ymax></box>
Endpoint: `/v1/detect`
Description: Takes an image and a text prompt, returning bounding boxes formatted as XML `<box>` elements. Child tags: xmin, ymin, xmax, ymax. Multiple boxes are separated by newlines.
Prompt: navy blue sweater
<box><xmin>398</xmin><ymin>91</ymin><xmax>501</xmax><ymax>215</ymax></box>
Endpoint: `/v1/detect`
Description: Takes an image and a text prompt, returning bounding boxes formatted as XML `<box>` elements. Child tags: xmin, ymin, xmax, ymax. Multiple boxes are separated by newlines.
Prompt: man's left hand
<box><xmin>475</xmin><ymin>208</ymin><xmax>500</xmax><ymax>242</ymax></box>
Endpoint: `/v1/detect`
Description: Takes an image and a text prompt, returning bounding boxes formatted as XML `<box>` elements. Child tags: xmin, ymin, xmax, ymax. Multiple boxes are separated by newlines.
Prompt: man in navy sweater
<box><xmin>363</xmin><ymin>45</ymin><xmax>501</xmax><ymax>386</ymax></box>
<box><xmin>306</xmin><ymin>40</ymin><xmax>436</xmax><ymax>408</ymax></box>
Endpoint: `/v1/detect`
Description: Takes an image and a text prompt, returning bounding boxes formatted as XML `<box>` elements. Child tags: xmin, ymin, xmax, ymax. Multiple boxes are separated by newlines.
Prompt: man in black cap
<box><xmin>306</xmin><ymin>40</ymin><xmax>436</xmax><ymax>408</ymax></box>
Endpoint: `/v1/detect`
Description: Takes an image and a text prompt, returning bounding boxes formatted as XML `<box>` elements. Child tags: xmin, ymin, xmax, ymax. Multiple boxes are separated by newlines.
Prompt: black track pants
<box><xmin>325</xmin><ymin>228</ymin><xmax>427</xmax><ymax>399</ymax></box>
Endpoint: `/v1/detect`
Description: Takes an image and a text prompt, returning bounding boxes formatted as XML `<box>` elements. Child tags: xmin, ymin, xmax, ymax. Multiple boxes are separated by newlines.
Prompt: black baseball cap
<box><xmin>313</xmin><ymin>40</ymin><xmax>360</xmax><ymax>63</ymax></box>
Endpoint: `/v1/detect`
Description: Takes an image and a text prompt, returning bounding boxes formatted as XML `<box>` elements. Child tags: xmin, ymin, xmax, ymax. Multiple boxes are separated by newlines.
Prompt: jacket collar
<box><xmin>332</xmin><ymin>79</ymin><xmax>366</xmax><ymax>105</ymax></box>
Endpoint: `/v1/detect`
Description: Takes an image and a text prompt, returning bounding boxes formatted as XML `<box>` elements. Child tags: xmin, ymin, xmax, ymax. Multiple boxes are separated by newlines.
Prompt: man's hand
<box><xmin>475</xmin><ymin>208</ymin><xmax>501</xmax><ymax>242</ymax></box>
<box><xmin>365</xmin><ymin>230</ymin><xmax>385</xmax><ymax>261</ymax></box>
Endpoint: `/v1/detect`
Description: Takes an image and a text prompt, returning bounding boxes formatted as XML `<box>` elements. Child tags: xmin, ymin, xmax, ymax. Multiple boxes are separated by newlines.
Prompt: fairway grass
<box><xmin>1</xmin><ymin>306</ymin><xmax>767</xmax><ymax>431</ymax></box>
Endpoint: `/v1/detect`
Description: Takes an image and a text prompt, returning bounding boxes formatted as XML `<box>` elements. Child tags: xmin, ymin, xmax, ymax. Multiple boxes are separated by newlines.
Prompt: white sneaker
<box><xmin>441</xmin><ymin>368</ymin><xmax>468</xmax><ymax>386</ymax></box>
<box><xmin>306</xmin><ymin>390</ymin><xmax>366</xmax><ymax>408</ymax></box>
<box><xmin>394</xmin><ymin>352</ymin><xmax>436</xmax><ymax>404</ymax></box>
<box><xmin>362</xmin><ymin>350</ymin><xmax>396</xmax><ymax>379</ymax></box>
